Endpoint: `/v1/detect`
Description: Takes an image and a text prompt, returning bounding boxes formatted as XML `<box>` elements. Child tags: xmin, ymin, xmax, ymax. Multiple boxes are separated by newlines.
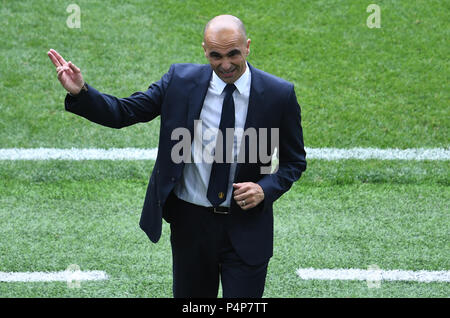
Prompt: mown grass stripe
<box><xmin>0</xmin><ymin>148</ymin><xmax>448</xmax><ymax>161</ymax></box>
<box><xmin>296</xmin><ymin>268</ymin><xmax>450</xmax><ymax>283</ymax></box>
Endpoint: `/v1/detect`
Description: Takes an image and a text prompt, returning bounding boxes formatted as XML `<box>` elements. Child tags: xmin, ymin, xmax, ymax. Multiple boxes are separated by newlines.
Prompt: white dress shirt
<box><xmin>173</xmin><ymin>63</ymin><xmax>251</xmax><ymax>207</ymax></box>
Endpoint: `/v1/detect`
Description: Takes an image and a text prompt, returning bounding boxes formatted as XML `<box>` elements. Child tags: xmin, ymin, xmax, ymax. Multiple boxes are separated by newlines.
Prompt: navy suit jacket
<box><xmin>65</xmin><ymin>63</ymin><xmax>306</xmax><ymax>265</ymax></box>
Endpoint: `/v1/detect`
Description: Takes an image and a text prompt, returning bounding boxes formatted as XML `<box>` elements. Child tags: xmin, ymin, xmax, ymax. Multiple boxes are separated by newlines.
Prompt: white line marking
<box><xmin>296</xmin><ymin>268</ymin><xmax>450</xmax><ymax>283</ymax></box>
<box><xmin>0</xmin><ymin>147</ymin><xmax>448</xmax><ymax>161</ymax></box>
<box><xmin>306</xmin><ymin>147</ymin><xmax>450</xmax><ymax>161</ymax></box>
<box><xmin>0</xmin><ymin>270</ymin><xmax>108</xmax><ymax>282</ymax></box>
<box><xmin>0</xmin><ymin>148</ymin><xmax>158</xmax><ymax>161</ymax></box>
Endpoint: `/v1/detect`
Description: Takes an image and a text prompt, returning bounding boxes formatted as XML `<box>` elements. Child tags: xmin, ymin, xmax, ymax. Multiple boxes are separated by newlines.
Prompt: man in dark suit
<box><xmin>47</xmin><ymin>15</ymin><xmax>306</xmax><ymax>298</ymax></box>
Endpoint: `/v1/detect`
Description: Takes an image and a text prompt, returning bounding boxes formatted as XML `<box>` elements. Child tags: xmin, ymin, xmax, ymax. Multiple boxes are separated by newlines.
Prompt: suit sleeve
<box><xmin>257</xmin><ymin>85</ymin><xmax>307</xmax><ymax>208</ymax></box>
<box><xmin>64</xmin><ymin>65</ymin><xmax>174</xmax><ymax>128</ymax></box>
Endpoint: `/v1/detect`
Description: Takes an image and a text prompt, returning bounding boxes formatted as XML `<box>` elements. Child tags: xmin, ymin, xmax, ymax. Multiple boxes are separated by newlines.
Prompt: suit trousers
<box><xmin>166</xmin><ymin>192</ymin><xmax>269</xmax><ymax>298</ymax></box>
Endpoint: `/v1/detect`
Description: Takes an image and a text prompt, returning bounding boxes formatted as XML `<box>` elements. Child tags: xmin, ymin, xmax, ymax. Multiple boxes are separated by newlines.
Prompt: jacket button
<box><xmin>171</xmin><ymin>177</ymin><xmax>176</xmax><ymax>182</ymax></box>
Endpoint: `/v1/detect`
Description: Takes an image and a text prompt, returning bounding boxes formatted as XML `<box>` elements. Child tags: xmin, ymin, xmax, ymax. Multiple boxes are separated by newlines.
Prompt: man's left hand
<box><xmin>233</xmin><ymin>182</ymin><xmax>264</xmax><ymax>210</ymax></box>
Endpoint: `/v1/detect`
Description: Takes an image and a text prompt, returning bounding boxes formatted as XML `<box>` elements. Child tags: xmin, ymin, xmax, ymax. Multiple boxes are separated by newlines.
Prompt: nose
<box><xmin>221</xmin><ymin>59</ymin><xmax>232</xmax><ymax>72</ymax></box>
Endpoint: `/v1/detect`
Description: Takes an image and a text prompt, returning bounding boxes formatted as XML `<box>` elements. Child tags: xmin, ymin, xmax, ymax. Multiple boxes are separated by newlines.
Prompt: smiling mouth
<box><xmin>220</xmin><ymin>69</ymin><xmax>236</xmax><ymax>77</ymax></box>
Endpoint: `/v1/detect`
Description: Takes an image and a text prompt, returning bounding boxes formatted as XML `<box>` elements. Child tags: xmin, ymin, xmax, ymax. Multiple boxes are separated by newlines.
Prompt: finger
<box><xmin>50</xmin><ymin>49</ymin><xmax>67</xmax><ymax>65</ymax></box>
<box><xmin>50</xmin><ymin>49</ymin><xmax>67</xmax><ymax>66</ymax></box>
<box><xmin>234</xmin><ymin>192</ymin><xmax>250</xmax><ymax>201</ymax></box>
<box><xmin>57</xmin><ymin>68</ymin><xmax>65</xmax><ymax>80</ymax></box>
<box><xmin>68</xmin><ymin>61</ymin><xmax>81</xmax><ymax>73</ymax></box>
<box><xmin>243</xmin><ymin>195</ymin><xmax>263</xmax><ymax>210</ymax></box>
<box><xmin>57</xmin><ymin>65</ymin><xmax>71</xmax><ymax>74</ymax></box>
<box><xmin>48</xmin><ymin>51</ymin><xmax>62</xmax><ymax>67</ymax></box>
<box><xmin>236</xmin><ymin>198</ymin><xmax>246</xmax><ymax>210</ymax></box>
<box><xmin>63</xmin><ymin>65</ymin><xmax>74</xmax><ymax>75</ymax></box>
<box><xmin>241</xmin><ymin>201</ymin><xmax>256</xmax><ymax>210</ymax></box>
<box><xmin>235</xmin><ymin>195</ymin><xmax>255</xmax><ymax>209</ymax></box>
<box><xmin>233</xmin><ymin>184</ymin><xmax>251</xmax><ymax>196</ymax></box>
<box><xmin>57</xmin><ymin>66</ymin><xmax>72</xmax><ymax>80</ymax></box>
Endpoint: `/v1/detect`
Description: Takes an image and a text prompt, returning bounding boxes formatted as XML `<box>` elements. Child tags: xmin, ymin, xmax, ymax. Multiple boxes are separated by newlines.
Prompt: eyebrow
<box><xmin>209</xmin><ymin>49</ymin><xmax>242</xmax><ymax>58</ymax></box>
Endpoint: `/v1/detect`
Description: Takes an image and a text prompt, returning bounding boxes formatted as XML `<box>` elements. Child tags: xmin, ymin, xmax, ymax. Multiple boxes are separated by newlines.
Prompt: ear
<box><xmin>202</xmin><ymin>42</ymin><xmax>207</xmax><ymax>57</ymax></box>
<box><xmin>246</xmin><ymin>38</ymin><xmax>251</xmax><ymax>56</ymax></box>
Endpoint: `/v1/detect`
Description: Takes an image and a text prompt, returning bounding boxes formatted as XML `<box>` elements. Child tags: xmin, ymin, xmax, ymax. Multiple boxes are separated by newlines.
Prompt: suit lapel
<box><xmin>187</xmin><ymin>65</ymin><xmax>213</xmax><ymax>142</ymax></box>
<box><xmin>235</xmin><ymin>63</ymin><xmax>265</xmax><ymax>179</ymax></box>
<box><xmin>244</xmin><ymin>63</ymin><xmax>265</xmax><ymax>131</ymax></box>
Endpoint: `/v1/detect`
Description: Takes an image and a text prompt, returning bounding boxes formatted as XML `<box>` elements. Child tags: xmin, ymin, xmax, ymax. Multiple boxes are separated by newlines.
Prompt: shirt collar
<box><xmin>210</xmin><ymin>62</ymin><xmax>251</xmax><ymax>96</ymax></box>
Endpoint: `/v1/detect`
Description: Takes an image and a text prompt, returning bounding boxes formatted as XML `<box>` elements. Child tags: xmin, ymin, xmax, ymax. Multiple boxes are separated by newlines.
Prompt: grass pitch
<box><xmin>0</xmin><ymin>0</ymin><xmax>448</xmax><ymax>297</ymax></box>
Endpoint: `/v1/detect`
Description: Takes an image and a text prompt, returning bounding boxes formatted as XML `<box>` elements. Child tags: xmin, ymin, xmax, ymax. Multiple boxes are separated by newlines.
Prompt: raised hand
<box><xmin>47</xmin><ymin>49</ymin><xmax>84</xmax><ymax>95</ymax></box>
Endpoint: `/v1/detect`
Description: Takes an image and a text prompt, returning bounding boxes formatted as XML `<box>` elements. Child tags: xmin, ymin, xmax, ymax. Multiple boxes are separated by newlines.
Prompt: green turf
<box><xmin>0</xmin><ymin>0</ymin><xmax>449</xmax><ymax>298</ymax></box>
<box><xmin>0</xmin><ymin>160</ymin><xmax>448</xmax><ymax>297</ymax></box>
<box><xmin>0</xmin><ymin>0</ymin><xmax>448</xmax><ymax>148</ymax></box>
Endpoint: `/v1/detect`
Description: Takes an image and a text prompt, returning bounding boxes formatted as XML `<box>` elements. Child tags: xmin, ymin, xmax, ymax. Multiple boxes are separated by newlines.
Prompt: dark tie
<box><xmin>207</xmin><ymin>83</ymin><xmax>236</xmax><ymax>207</ymax></box>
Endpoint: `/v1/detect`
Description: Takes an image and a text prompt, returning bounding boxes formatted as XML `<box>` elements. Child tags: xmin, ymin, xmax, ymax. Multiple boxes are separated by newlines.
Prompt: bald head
<box><xmin>203</xmin><ymin>15</ymin><xmax>247</xmax><ymax>44</ymax></box>
<box><xmin>202</xmin><ymin>15</ymin><xmax>251</xmax><ymax>83</ymax></box>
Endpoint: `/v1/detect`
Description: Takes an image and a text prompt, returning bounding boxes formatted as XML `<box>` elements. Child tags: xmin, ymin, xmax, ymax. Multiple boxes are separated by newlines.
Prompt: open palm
<box><xmin>47</xmin><ymin>49</ymin><xmax>84</xmax><ymax>95</ymax></box>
